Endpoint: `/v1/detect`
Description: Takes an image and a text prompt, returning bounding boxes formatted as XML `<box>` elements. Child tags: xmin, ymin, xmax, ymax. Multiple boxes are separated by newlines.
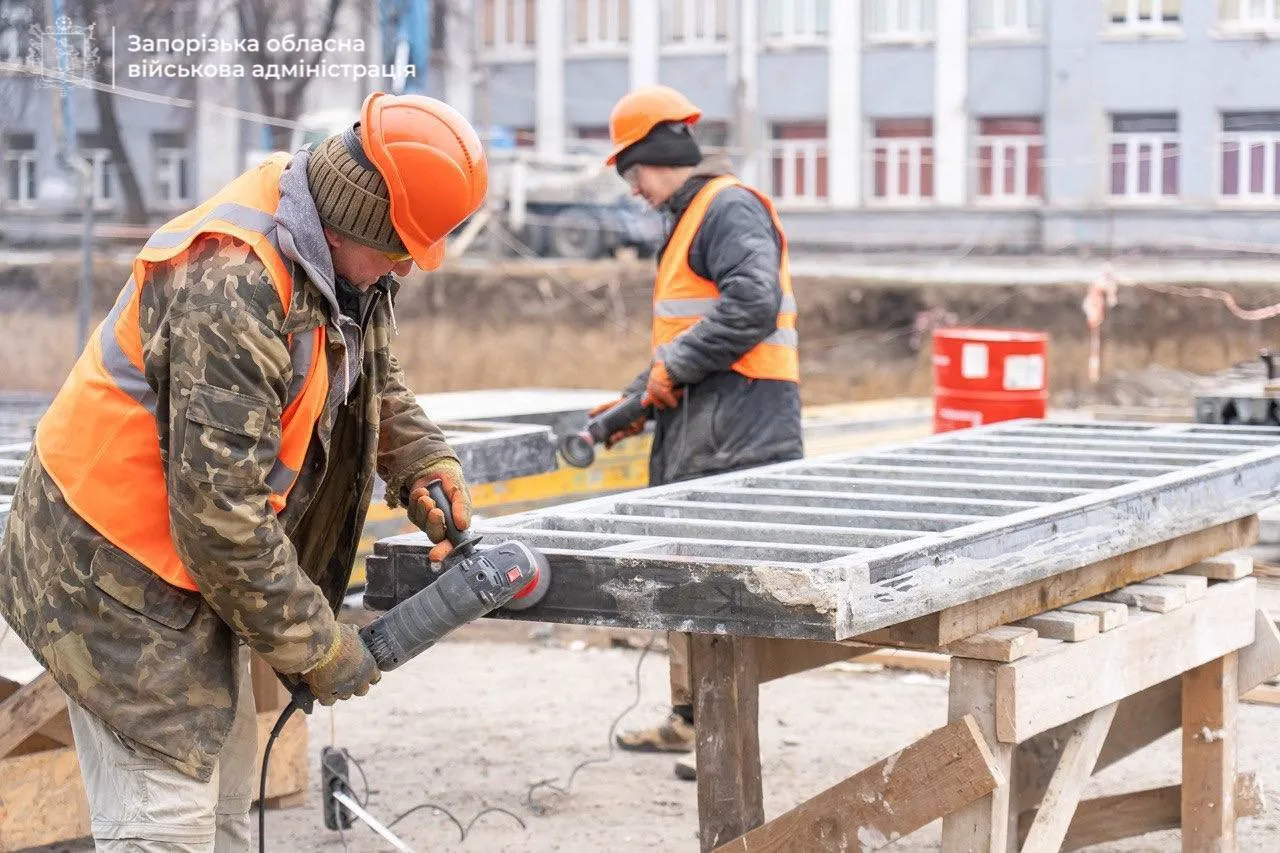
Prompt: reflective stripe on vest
<box><xmin>36</xmin><ymin>154</ymin><xmax>330</xmax><ymax>591</ymax></box>
<box><xmin>652</xmin><ymin>175</ymin><xmax>799</xmax><ymax>383</ymax></box>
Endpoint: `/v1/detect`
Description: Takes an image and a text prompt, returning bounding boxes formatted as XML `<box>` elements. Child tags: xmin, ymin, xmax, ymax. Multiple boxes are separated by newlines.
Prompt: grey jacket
<box><xmin>627</xmin><ymin>161</ymin><xmax>803</xmax><ymax>486</ymax></box>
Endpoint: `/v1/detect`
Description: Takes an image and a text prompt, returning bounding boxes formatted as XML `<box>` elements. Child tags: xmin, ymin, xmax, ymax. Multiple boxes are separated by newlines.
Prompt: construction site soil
<box><xmin>3</xmin><ymin>257</ymin><xmax>1278</xmax><ymax>410</ymax></box>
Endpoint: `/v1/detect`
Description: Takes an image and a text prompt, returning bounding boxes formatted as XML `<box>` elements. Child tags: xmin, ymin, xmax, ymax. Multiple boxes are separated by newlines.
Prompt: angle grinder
<box><xmin>289</xmin><ymin>481</ymin><xmax>550</xmax><ymax>713</ymax></box>
<box><xmin>558</xmin><ymin>392</ymin><xmax>650</xmax><ymax>469</ymax></box>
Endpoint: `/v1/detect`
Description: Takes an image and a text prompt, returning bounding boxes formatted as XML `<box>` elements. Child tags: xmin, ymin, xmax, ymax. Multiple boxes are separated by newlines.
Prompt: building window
<box><xmin>77</xmin><ymin>134</ymin><xmax>116</xmax><ymax>211</ymax></box>
<box><xmin>1107</xmin><ymin>0</ymin><xmax>1181</xmax><ymax>30</ymax></box>
<box><xmin>865</xmin><ymin>0</ymin><xmax>936</xmax><ymax>43</ymax></box>
<box><xmin>2</xmin><ymin>132</ymin><xmax>37</xmax><ymax>207</ymax></box>
<box><xmin>769</xmin><ymin>121</ymin><xmax>828</xmax><ymax>205</ymax></box>
<box><xmin>975</xmin><ymin>117</ymin><xmax>1043</xmax><ymax>204</ymax></box>
<box><xmin>153</xmin><ymin>132</ymin><xmax>190</xmax><ymax>208</ymax></box>
<box><xmin>570</xmin><ymin>0</ymin><xmax>629</xmax><ymax>49</ymax></box>
<box><xmin>872</xmin><ymin>118</ymin><xmax>933</xmax><ymax>204</ymax></box>
<box><xmin>479</xmin><ymin>0</ymin><xmax>537</xmax><ymax>52</ymax></box>
<box><xmin>1220</xmin><ymin>0</ymin><xmax>1280</xmax><ymax>30</ymax></box>
<box><xmin>1220</xmin><ymin>112</ymin><xmax>1280</xmax><ymax>202</ymax></box>
<box><xmin>1109</xmin><ymin>114</ymin><xmax>1179</xmax><ymax>201</ymax></box>
<box><xmin>662</xmin><ymin>0</ymin><xmax>728</xmax><ymax>45</ymax></box>
<box><xmin>971</xmin><ymin>0</ymin><xmax>1043</xmax><ymax>39</ymax></box>
<box><xmin>763</xmin><ymin>0</ymin><xmax>829</xmax><ymax>44</ymax></box>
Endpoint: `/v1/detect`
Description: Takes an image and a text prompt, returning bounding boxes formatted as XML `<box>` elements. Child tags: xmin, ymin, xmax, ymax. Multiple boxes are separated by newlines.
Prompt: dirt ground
<box><xmin>7</xmin><ymin>621</ymin><xmax>1279</xmax><ymax>853</ymax></box>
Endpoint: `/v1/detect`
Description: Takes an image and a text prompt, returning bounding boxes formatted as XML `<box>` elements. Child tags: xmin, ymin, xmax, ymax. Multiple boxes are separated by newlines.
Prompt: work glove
<box><xmin>407</xmin><ymin>457</ymin><xmax>473</xmax><ymax>562</ymax></box>
<box><xmin>644</xmin><ymin>361</ymin><xmax>683</xmax><ymax>410</ymax></box>
<box><xmin>302</xmin><ymin>623</ymin><xmax>381</xmax><ymax>706</ymax></box>
<box><xmin>588</xmin><ymin>397</ymin><xmax>647</xmax><ymax>449</ymax></box>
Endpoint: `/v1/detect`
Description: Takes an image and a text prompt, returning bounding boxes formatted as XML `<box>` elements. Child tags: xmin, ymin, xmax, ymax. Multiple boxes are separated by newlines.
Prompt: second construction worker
<box><xmin>597</xmin><ymin>86</ymin><xmax>804</xmax><ymax>779</ymax></box>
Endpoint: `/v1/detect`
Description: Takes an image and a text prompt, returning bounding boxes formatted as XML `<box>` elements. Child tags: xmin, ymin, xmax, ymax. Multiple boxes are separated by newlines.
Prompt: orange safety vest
<box><xmin>652</xmin><ymin>175</ymin><xmax>798</xmax><ymax>382</ymax></box>
<box><xmin>36</xmin><ymin>154</ymin><xmax>330</xmax><ymax>591</ymax></box>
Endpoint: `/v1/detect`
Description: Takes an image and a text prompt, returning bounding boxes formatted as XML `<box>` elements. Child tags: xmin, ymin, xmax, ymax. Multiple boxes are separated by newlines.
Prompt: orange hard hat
<box><xmin>360</xmin><ymin>92</ymin><xmax>487</xmax><ymax>270</ymax></box>
<box><xmin>606</xmin><ymin>86</ymin><xmax>701</xmax><ymax>166</ymax></box>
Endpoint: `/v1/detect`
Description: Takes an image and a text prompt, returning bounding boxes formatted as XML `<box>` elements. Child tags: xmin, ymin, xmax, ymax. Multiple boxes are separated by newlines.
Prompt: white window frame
<box><xmin>568</xmin><ymin>0</ymin><xmax>629</xmax><ymax>53</ymax></box>
<box><xmin>82</xmin><ymin>148</ymin><xmax>116</xmax><ymax>210</ymax></box>
<box><xmin>1108</xmin><ymin>133</ymin><xmax>1179</xmax><ymax>202</ymax></box>
<box><xmin>154</xmin><ymin>147</ymin><xmax>190</xmax><ymax>209</ymax></box>
<box><xmin>768</xmin><ymin>138</ymin><xmax>828</xmax><ymax>207</ymax></box>
<box><xmin>971</xmin><ymin>0</ymin><xmax>1042</xmax><ymax>41</ymax></box>
<box><xmin>762</xmin><ymin>0</ymin><xmax>829</xmax><ymax>46</ymax></box>
<box><xmin>661</xmin><ymin>0</ymin><xmax>729</xmax><ymax>50</ymax></box>
<box><xmin>1218</xmin><ymin>131</ymin><xmax>1280</xmax><ymax>204</ymax></box>
<box><xmin>865</xmin><ymin>0</ymin><xmax>936</xmax><ymax>45</ymax></box>
<box><xmin>2</xmin><ymin>149</ymin><xmax>37</xmax><ymax>208</ymax></box>
<box><xmin>1219</xmin><ymin>0</ymin><xmax>1280</xmax><ymax>32</ymax></box>
<box><xmin>477</xmin><ymin>0</ymin><xmax>536</xmax><ymax>58</ymax></box>
<box><xmin>974</xmin><ymin>134</ymin><xmax>1042</xmax><ymax>206</ymax></box>
<box><xmin>871</xmin><ymin>137</ymin><xmax>932</xmax><ymax>205</ymax></box>
<box><xmin>1106</xmin><ymin>0</ymin><xmax>1182</xmax><ymax>34</ymax></box>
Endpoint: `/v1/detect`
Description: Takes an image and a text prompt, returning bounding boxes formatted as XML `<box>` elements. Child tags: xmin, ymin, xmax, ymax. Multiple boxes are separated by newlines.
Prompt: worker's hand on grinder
<box><xmin>644</xmin><ymin>361</ymin><xmax>683</xmax><ymax>410</ymax></box>
<box><xmin>587</xmin><ymin>398</ymin><xmax>647</xmax><ymax>449</ymax></box>
<box><xmin>302</xmin><ymin>623</ymin><xmax>380</xmax><ymax>706</ymax></box>
<box><xmin>407</xmin><ymin>458</ymin><xmax>473</xmax><ymax>562</ymax></box>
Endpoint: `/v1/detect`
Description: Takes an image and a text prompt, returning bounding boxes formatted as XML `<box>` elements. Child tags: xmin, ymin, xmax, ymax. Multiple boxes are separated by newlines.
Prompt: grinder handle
<box><xmin>426</xmin><ymin>479</ymin><xmax>464</xmax><ymax>546</ymax></box>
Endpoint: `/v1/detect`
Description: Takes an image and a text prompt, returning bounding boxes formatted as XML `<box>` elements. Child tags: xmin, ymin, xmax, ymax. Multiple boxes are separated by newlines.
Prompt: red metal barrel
<box><xmin>932</xmin><ymin>327</ymin><xmax>1048</xmax><ymax>433</ymax></box>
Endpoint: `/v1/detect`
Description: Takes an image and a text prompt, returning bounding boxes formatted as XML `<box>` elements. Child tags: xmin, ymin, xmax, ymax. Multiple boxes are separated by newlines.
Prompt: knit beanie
<box><xmin>615</xmin><ymin>121</ymin><xmax>703</xmax><ymax>177</ymax></box>
<box><xmin>305</xmin><ymin>125</ymin><xmax>408</xmax><ymax>255</ymax></box>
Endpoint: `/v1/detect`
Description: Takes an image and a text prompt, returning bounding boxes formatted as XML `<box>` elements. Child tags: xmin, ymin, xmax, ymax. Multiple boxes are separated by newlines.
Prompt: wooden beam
<box><xmin>250</xmin><ymin>653</ymin><xmax>289</xmax><ymax>713</ymax></box>
<box><xmin>753</xmin><ymin>639</ymin><xmax>865</xmax><ymax>683</ymax></box>
<box><xmin>1015</xmin><ymin>606</ymin><xmax>1280</xmax><ymax>818</ymax></box>
<box><xmin>1242</xmin><ymin>683</ymin><xmax>1280</xmax><ymax>705</ymax></box>
<box><xmin>1178</xmin><ymin>552</ymin><xmax>1254</xmax><ymax>581</ymax></box>
<box><xmin>946</xmin><ymin>626</ymin><xmax>1038</xmax><ymax>662</ymax></box>
<box><xmin>995</xmin><ymin>579</ymin><xmax>1256</xmax><ymax>743</ymax></box>
<box><xmin>0</xmin><ymin>676</ymin><xmax>73</xmax><ymax>755</ymax></box>
<box><xmin>941</xmin><ymin>658</ymin><xmax>1014</xmax><ymax>853</ymax></box>
<box><xmin>856</xmin><ymin>518</ymin><xmax>1256</xmax><ymax>647</ymax></box>
<box><xmin>692</xmin><ymin>634</ymin><xmax>763</xmax><ymax>853</ymax></box>
<box><xmin>713</xmin><ymin>716</ymin><xmax>1003</xmax><ymax>853</ymax></box>
<box><xmin>1143</xmin><ymin>573</ymin><xmax>1208</xmax><ymax>601</ymax></box>
<box><xmin>1019</xmin><ymin>702</ymin><xmax>1117</xmax><ymax>853</ymax></box>
<box><xmin>1015</xmin><ymin>611</ymin><xmax>1099</xmax><ymax>642</ymax></box>
<box><xmin>0</xmin><ymin>747</ymin><xmax>90</xmax><ymax>850</ymax></box>
<box><xmin>0</xmin><ymin>673</ymin><xmax>68</xmax><ymax>761</ymax></box>
<box><xmin>1016</xmin><ymin>774</ymin><xmax>1264</xmax><ymax>852</ymax></box>
<box><xmin>1182</xmin><ymin>653</ymin><xmax>1239</xmax><ymax>853</ymax></box>
<box><xmin>1059</xmin><ymin>600</ymin><xmax>1129</xmax><ymax>631</ymax></box>
<box><xmin>1101</xmin><ymin>582</ymin><xmax>1188</xmax><ymax>613</ymax></box>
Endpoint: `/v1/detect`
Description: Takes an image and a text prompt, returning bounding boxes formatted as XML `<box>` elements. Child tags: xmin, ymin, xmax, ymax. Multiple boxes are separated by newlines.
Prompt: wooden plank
<box><xmin>1019</xmin><ymin>702</ymin><xmax>1117</xmax><ymax>853</ymax></box>
<box><xmin>692</xmin><ymin>634</ymin><xmax>763</xmax><ymax>852</ymax></box>
<box><xmin>1182</xmin><ymin>653</ymin><xmax>1240</xmax><ymax>853</ymax></box>
<box><xmin>1059</xmin><ymin>600</ymin><xmax>1129</xmax><ymax>631</ymax></box>
<box><xmin>1016</xmin><ymin>774</ymin><xmax>1265</xmax><ymax>852</ymax></box>
<box><xmin>252</xmin><ymin>709</ymin><xmax>308</xmax><ymax>802</ymax></box>
<box><xmin>1178</xmin><ymin>552</ymin><xmax>1254</xmax><ymax>581</ymax></box>
<box><xmin>251</xmin><ymin>653</ymin><xmax>289</xmax><ymax>713</ymax></box>
<box><xmin>0</xmin><ymin>672</ymin><xmax>68</xmax><ymax>761</ymax></box>
<box><xmin>941</xmin><ymin>658</ymin><xmax>1014</xmax><ymax>853</ymax></box>
<box><xmin>1101</xmin><ymin>582</ymin><xmax>1188</xmax><ymax>613</ymax></box>
<box><xmin>1242</xmin><ymin>683</ymin><xmax>1280</xmax><ymax>705</ymax></box>
<box><xmin>712</xmin><ymin>716</ymin><xmax>1003</xmax><ymax>853</ymax></box>
<box><xmin>1015</xmin><ymin>607</ymin><xmax>1280</xmax><ymax>817</ymax></box>
<box><xmin>264</xmin><ymin>791</ymin><xmax>308</xmax><ymax>810</ymax></box>
<box><xmin>856</xmin><ymin>518</ymin><xmax>1256</xmax><ymax>647</ymax></box>
<box><xmin>855</xmin><ymin>649</ymin><xmax>951</xmax><ymax>677</ymax></box>
<box><xmin>945</xmin><ymin>626</ymin><xmax>1038</xmax><ymax>662</ymax></box>
<box><xmin>0</xmin><ymin>747</ymin><xmax>90</xmax><ymax>850</ymax></box>
<box><xmin>1144</xmin><ymin>573</ymin><xmax>1208</xmax><ymax>600</ymax></box>
<box><xmin>995</xmin><ymin>579</ymin><xmax>1256</xmax><ymax>743</ymax></box>
<box><xmin>0</xmin><ymin>676</ymin><xmax>73</xmax><ymax>755</ymax></box>
<box><xmin>753</xmin><ymin>639</ymin><xmax>865</xmax><ymax>683</ymax></box>
<box><xmin>1015</xmin><ymin>611</ymin><xmax>1100</xmax><ymax>642</ymax></box>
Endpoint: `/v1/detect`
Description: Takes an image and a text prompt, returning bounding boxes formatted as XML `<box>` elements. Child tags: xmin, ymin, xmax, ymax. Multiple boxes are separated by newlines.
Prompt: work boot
<box><xmin>674</xmin><ymin>753</ymin><xmax>696</xmax><ymax>781</ymax></box>
<box><xmin>615</xmin><ymin>711</ymin><xmax>695</xmax><ymax>753</ymax></box>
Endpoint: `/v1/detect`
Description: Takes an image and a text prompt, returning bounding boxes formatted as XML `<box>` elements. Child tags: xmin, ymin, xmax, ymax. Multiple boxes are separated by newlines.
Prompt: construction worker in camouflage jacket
<box><xmin>0</xmin><ymin>93</ymin><xmax>487</xmax><ymax>850</ymax></box>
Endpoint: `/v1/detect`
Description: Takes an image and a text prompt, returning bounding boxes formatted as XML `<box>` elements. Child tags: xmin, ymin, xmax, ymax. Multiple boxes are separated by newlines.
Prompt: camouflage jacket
<box><xmin>0</xmin><ymin>150</ymin><xmax>455</xmax><ymax>780</ymax></box>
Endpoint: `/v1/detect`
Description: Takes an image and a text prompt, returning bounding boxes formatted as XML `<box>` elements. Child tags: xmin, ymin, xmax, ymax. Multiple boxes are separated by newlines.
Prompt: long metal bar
<box><xmin>330</xmin><ymin>790</ymin><xmax>416</xmax><ymax>853</ymax></box>
<box><xmin>612</xmin><ymin>498</ymin><xmax>984</xmax><ymax>532</ymax></box>
<box><xmin>675</xmin><ymin>486</ymin><xmax>1042</xmax><ymax>516</ymax></box>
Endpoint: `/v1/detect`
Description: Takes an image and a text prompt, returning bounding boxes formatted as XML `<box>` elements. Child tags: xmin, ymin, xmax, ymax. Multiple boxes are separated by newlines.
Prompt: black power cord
<box><xmin>259</xmin><ymin>702</ymin><xmax>299</xmax><ymax>853</ymax></box>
